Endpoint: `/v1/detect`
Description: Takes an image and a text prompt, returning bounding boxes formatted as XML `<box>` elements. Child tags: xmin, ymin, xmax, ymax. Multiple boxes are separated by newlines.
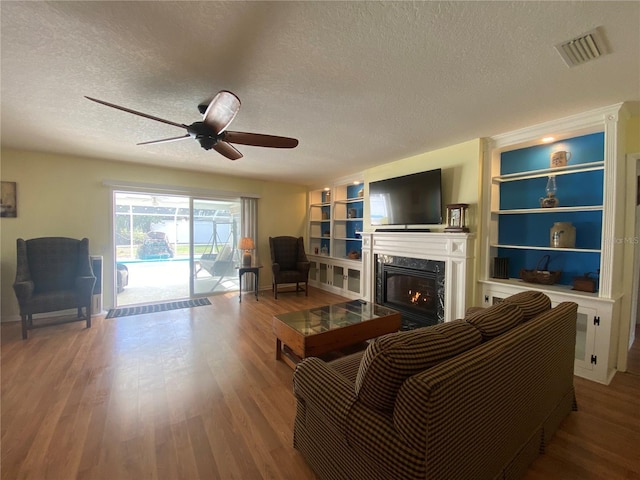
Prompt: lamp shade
<box><xmin>238</xmin><ymin>237</ymin><xmax>255</xmax><ymax>250</ymax></box>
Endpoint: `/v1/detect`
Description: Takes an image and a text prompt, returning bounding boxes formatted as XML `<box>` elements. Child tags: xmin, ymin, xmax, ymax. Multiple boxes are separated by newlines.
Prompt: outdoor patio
<box><xmin>116</xmin><ymin>258</ymin><xmax>240</xmax><ymax>306</ymax></box>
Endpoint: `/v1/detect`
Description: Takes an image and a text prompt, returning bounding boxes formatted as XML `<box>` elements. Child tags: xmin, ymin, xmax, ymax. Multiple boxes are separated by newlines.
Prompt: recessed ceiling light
<box><xmin>542</xmin><ymin>137</ymin><xmax>555</xmax><ymax>143</ymax></box>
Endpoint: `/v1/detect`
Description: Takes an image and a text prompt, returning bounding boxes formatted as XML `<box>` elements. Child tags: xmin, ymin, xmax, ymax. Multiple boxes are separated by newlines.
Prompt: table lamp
<box><xmin>238</xmin><ymin>237</ymin><xmax>255</xmax><ymax>266</ymax></box>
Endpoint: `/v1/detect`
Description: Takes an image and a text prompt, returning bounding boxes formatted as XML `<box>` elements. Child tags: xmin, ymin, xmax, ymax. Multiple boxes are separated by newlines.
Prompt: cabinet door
<box><xmin>347</xmin><ymin>267</ymin><xmax>361</xmax><ymax>295</ymax></box>
<box><xmin>333</xmin><ymin>265</ymin><xmax>345</xmax><ymax>289</ymax></box>
<box><xmin>319</xmin><ymin>261</ymin><xmax>329</xmax><ymax>285</ymax></box>
<box><xmin>574</xmin><ymin>306</ymin><xmax>598</xmax><ymax>372</ymax></box>
<box><xmin>309</xmin><ymin>260</ymin><xmax>319</xmax><ymax>282</ymax></box>
<box><xmin>483</xmin><ymin>286</ymin><xmax>597</xmax><ymax>374</ymax></box>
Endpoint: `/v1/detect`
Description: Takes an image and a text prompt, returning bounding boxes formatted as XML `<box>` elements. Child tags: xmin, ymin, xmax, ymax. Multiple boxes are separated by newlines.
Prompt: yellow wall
<box><xmin>627</xmin><ymin>115</ymin><xmax>640</xmax><ymax>153</ymax></box>
<box><xmin>362</xmin><ymin>138</ymin><xmax>484</xmax><ymax>304</ymax></box>
<box><xmin>0</xmin><ymin>149</ymin><xmax>307</xmax><ymax>320</ymax></box>
<box><xmin>363</xmin><ymin>139</ymin><xmax>483</xmax><ymax>232</ymax></box>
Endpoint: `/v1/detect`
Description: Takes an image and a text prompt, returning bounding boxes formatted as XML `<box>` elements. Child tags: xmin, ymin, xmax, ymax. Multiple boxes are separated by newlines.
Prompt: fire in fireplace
<box><xmin>376</xmin><ymin>255</ymin><xmax>445</xmax><ymax>329</ymax></box>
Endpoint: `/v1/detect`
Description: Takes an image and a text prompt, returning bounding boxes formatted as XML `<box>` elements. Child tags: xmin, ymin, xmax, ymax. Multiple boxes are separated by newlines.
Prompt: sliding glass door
<box><xmin>191</xmin><ymin>198</ymin><xmax>242</xmax><ymax>296</ymax></box>
<box><xmin>114</xmin><ymin>192</ymin><xmax>242</xmax><ymax>306</ymax></box>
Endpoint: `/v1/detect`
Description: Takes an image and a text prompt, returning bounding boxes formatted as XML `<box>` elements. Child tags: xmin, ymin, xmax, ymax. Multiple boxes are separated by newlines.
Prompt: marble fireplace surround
<box><xmin>360</xmin><ymin>231</ymin><xmax>475</xmax><ymax>322</ymax></box>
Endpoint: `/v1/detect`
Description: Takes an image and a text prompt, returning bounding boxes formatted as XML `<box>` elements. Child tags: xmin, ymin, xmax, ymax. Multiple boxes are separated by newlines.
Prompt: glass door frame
<box><xmin>112</xmin><ymin>190</ymin><xmax>243</xmax><ymax>306</ymax></box>
<box><xmin>190</xmin><ymin>196</ymin><xmax>242</xmax><ymax>298</ymax></box>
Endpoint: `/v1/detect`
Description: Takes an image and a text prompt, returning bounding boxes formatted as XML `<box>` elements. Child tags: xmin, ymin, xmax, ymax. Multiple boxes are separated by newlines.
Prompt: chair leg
<box><xmin>86</xmin><ymin>304</ymin><xmax>92</xmax><ymax>329</ymax></box>
<box><xmin>305</xmin><ymin>281</ymin><xmax>308</xmax><ymax>296</ymax></box>
<box><xmin>21</xmin><ymin>315</ymin><xmax>28</xmax><ymax>340</ymax></box>
<box><xmin>274</xmin><ymin>282</ymin><xmax>278</xmax><ymax>299</ymax></box>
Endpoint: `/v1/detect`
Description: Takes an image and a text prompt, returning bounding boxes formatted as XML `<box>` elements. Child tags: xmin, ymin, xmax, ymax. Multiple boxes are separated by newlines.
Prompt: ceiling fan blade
<box><xmin>222</xmin><ymin>131</ymin><xmax>299</xmax><ymax>149</ymax></box>
<box><xmin>137</xmin><ymin>134</ymin><xmax>192</xmax><ymax>146</ymax></box>
<box><xmin>85</xmin><ymin>96</ymin><xmax>186</xmax><ymax>129</ymax></box>
<box><xmin>202</xmin><ymin>90</ymin><xmax>241</xmax><ymax>135</ymax></box>
<box><xmin>213</xmin><ymin>140</ymin><xmax>243</xmax><ymax>160</ymax></box>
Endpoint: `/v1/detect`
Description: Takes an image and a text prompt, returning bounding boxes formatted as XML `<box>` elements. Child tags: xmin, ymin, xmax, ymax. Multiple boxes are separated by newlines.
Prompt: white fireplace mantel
<box><xmin>361</xmin><ymin>231</ymin><xmax>475</xmax><ymax>322</ymax></box>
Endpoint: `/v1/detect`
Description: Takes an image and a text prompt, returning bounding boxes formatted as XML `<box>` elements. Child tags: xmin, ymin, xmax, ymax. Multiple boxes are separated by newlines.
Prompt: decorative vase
<box><xmin>550</xmin><ymin>222</ymin><xmax>576</xmax><ymax>248</ymax></box>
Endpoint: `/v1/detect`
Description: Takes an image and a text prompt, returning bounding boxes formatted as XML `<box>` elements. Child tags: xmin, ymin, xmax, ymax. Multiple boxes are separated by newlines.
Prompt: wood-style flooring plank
<box><xmin>2</xmin><ymin>287</ymin><xmax>639</xmax><ymax>479</ymax></box>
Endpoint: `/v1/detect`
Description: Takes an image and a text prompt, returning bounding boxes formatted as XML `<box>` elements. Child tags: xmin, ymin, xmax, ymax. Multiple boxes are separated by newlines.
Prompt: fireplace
<box><xmin>362</xmin><ymin>231</ymin><xmax>474</xmax><ymax>323</ymax></box>
<box><xmin>376</xmin><ymin>255</ymin><xmax>445</xmax><ymax>329</ymax></box>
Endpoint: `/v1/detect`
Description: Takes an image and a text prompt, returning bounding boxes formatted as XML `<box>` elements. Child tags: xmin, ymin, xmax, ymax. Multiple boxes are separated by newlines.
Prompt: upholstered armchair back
<box><xmin>13</xmin><ymin>237</ymin><xmax>95</xmax><ymax>339</ymax></box>
<box><xmin>18</xmin><ymin>237</ymin><xmax>92</xmax><ymax>293</ymax></box>
<box><xmin>268</xmin><ymin>236</ymin><xmax>310</xmax><ymax>299</ymax></box>
<box><xmin>269</xmin><ymin>236</ymin><xmax>307</xmax><ymax>269</ymax></box>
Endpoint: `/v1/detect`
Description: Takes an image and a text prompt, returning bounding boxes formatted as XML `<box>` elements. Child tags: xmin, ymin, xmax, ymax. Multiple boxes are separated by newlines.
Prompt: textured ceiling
<box><xmin>1</xmin><ymin>1</ymin><xmax>639</xmax><ymax>185</ymax></box>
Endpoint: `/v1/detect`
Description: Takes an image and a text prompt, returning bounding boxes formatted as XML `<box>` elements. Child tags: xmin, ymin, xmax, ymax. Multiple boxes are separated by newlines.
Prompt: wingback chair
<box><xmin>269</xmin><ymin>236</ymin><xmax>311</xmax><ymax>299</ymax></box>
<box><xmin>13</xmin><ymin>237</ymin><xmax>96</xmax><ymax>339</ymax></box>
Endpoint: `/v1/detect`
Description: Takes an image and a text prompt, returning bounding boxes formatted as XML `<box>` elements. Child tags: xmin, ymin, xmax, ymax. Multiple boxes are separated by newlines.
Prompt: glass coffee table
<box><xmin>272</xmin><ymin>300</ymin><xmax>401</xmax><ymax>368</ymax></box>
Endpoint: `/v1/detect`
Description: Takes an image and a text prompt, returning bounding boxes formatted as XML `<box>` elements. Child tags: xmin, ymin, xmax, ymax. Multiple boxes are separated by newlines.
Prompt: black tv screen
<box><xmin>369</xmin><ymin>169</ymin><xmax>442</xmax><ymax>226</ymax></box>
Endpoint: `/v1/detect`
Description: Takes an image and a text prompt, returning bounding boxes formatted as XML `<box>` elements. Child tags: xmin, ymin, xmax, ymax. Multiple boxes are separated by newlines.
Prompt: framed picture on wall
<box><xmin>1</xmin><ymin>181</ymin><xmax>17</xmax><ymax>217</ymax></box>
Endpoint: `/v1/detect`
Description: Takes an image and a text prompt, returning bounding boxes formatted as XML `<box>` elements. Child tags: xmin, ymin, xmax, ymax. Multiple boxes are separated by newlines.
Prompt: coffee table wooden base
<box><xmin>273</xmin><ymin>302</ymin><xmax>401</xmax><ymax>369</ymax></box>
<box><xmin>275</xmin><ymin>339</ymin><xmax>303</xmax><ymax>369</ymax></box>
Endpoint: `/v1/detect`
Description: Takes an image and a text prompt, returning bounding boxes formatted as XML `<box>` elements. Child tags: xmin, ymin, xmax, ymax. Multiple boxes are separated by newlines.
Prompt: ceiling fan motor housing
<box><xmin>197</xmin><ymin>137</ymin><xmax>216</xmax><ymax>150</ymax></box>
<box><xmin>187</xmin><ymin>121</ymin><xmax>218</xmax><ymax>150</ymax></box>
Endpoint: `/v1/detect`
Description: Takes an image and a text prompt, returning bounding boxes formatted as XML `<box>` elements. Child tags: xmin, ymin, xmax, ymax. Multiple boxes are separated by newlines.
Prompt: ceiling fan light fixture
<box><xmin>555</xmin><ymin>27</ymin><xmax>609</xmax><ymax>67</ymax></box>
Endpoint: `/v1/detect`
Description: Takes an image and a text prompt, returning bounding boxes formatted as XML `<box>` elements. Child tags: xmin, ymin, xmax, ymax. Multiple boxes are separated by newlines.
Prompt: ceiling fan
<box><xmin>85</xmin><ymin>90</ymin><xmax>298</xmax><ymax>160</ymax></box>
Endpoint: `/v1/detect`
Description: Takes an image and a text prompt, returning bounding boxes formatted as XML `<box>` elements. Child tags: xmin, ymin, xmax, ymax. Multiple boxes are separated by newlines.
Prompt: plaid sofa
<box><xmin>292</xmin><ymin>291</ymin><xmax>577</xmax><ymax>480</ymax></box>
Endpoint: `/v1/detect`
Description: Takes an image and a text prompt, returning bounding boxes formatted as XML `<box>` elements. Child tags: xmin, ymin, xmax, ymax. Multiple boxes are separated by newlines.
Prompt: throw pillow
<box><xmin>354</xmin><ymin>320</ymin><xmax>482</xmax><ymax>413</ymax></box>
<box><xmin>502</xmin><ymin>290</ymin><xmax>551</xmax><ymax>321</ymax></box>
<box><xmin>464</xmin><ymin>302</ymin><xmax>524</xmax><ymax>341</ymax></box>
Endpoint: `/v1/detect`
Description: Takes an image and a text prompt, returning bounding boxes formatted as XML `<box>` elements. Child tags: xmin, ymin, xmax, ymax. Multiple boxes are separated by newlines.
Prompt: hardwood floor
<box><xmin>2</xmin><ymin>288</ymin><xmax>639</xmax><ymax>479</ymax></box>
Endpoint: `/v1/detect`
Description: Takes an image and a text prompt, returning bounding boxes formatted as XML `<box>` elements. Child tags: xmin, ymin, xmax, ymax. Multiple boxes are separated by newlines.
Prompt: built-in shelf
<box><xmin>491</xmin><ymin>244</ymin><xmax>601</xmax><ymax>253</ymax></box>
<box><xmin>481</xmin><ymin>103</ymin><xmax>628</xmax><ymax>385</ymax></box>
<box><xmin>308</xmin><ymin>177</ymin><xmax>364</xmax><ymax>299</ymax></box>
<box><xmin>480</xmin><ymin>278</ymin><xmax>600</xmax><ymax>299</ymax></box>
<box><xmin>492</xmin><ymin>161</ymin><xmax>604</xmax><ymax>183</ymax></box>
<box><xmin>493</xmin><ymin>205</ymin><xmax>603</xmax><ymax>214</ymax></box>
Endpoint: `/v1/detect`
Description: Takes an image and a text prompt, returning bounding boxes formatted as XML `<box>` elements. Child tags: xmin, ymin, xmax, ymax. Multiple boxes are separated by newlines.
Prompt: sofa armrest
<box><xmin>76</xmin><ymin>275</ymin><xmax>96</xmax><ymax>300</ymax></box>
<box><xmin>297</xmin><ymin>261</ymin><xmax>311</xmax><ymax>274</ymax></box>
<box><xmin>13</xmin><ymin>280</ymin><xmax>34</xmax><ymax>303</ymax></box>
<box><xmin>293</xmin><ymin>357</ymin><xmax>357</xmax><ymax>439</ymax></box>
<box><xmin>271</xmin><ymin>262</ymin><xmax>281</xmax><ymax>275</ymax></box>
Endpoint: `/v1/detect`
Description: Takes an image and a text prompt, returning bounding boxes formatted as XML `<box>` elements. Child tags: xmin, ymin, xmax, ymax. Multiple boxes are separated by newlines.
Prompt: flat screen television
<box><xmin>369</xmin><ymin>168</ymin><xmax>442</xmax><ymax>226</ymax></box>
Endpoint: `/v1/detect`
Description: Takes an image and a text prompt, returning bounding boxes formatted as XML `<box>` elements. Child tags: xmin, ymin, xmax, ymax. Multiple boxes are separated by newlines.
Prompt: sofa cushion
<box><xmin>354</xmin><ymin>320</ymin><xmax>482</xmax><ymax>413</ymax></box>
<box><xmin>464</xmin><ymin>302</ymin><xmax>524</xmax><ymax>341</ymax></box>
<box><xmin>502</xmin><ymin>291</ymin><xmax>551</xmax><ymax>321</ymax></box>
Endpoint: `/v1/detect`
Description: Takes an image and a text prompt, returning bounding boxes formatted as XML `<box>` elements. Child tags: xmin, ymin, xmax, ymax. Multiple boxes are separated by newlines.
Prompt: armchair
<box><xmin>13</xmin><ymin>237</ymin><xmax>96</xmax><ymax>339</ymax></box>
<box><xmin>269</xmin><ymin>236</ymin><xmax>310</xmax><ymax>299</ymax></box>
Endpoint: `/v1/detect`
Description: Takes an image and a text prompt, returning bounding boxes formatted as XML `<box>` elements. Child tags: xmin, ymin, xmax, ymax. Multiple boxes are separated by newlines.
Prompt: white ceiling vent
<box><xmin>555</xmin><ymin>27</ymin><xmax>609</xmax><ymax>67</ymax></box>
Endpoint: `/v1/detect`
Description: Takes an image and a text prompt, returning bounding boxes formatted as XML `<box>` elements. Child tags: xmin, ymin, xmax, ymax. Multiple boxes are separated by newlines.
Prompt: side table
<box><xmin>236</xmin><ymin>264</ymin><xmax>263</xmax><ymax>302</ymax></box>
